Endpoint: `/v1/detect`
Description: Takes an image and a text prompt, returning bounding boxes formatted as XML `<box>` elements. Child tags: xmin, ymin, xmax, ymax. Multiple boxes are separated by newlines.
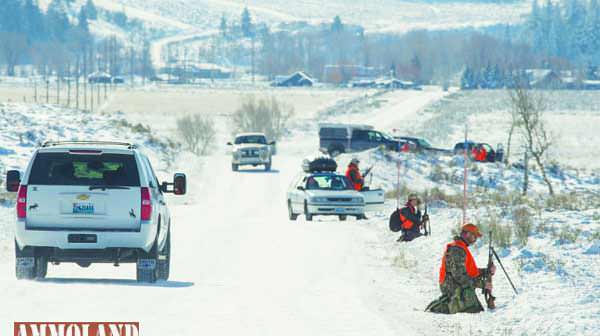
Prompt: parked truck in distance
<box><xmin>319</xmin><ymin>123</ymin><xmax>401</xmax><ymax>156</ymax></box>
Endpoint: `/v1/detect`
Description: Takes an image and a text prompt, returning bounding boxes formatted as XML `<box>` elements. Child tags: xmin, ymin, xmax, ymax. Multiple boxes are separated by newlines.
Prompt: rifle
<box><xmin>421</xmin><ymin>204</ymin><xmax>430</xmax><ymax>236</ymax></box>
<box><xmin>363</xmin><ymin>165</ymin><xmax>375</xmax><ymax>178</ymax></box>
<box><xmin>482</xmin><ymin>230</ymin><xmax>496</xmax><ymax>309</ymax></box>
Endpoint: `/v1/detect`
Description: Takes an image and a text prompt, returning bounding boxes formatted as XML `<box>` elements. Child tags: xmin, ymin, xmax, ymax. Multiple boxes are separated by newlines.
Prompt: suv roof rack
<box><xmin>41</xmin><ymin>141</ymin><xmax>137</xmax><ymax>149</ymax></box>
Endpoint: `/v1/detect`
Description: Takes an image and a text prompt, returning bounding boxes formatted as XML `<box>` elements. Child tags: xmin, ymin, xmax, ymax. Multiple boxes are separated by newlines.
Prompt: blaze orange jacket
<box><xmin>345</xmin><ymin>164</ymin><xmax>364</xmax><ymax>191</ymax></box>
<box><xmin>439</xmin><ymin>239</ymin><xmax>481</xmax><ymax>285</ymax></box>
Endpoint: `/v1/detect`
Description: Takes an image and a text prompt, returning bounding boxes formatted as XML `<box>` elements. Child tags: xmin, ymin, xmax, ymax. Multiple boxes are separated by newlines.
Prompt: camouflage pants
<box><xmin>425</xmin><ymin>287</ymin><xmax>484</xmax><ymax>314</ymax></box>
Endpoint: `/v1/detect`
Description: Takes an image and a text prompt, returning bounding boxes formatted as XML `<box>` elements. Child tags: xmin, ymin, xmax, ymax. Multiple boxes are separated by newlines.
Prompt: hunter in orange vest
<box><xmin>345</xmin><ymin>158</ymin><xmax>364</xmax><ymax>191</ymax></box>
<box><xmin>426</xmin><ymin>224</ymin><xmax>496</xmax><ymax>314</ymax></box>
<box><xmin>397</xmin><ymin>194</ymin><xmax>428</xmax><ymax>242</ymax></box>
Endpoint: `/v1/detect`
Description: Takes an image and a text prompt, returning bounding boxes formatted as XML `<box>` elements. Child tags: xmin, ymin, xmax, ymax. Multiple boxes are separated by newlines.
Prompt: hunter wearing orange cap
<box><xmin>425</xmin><ymin>223</ymin><xmax>496</xmax><ymax>314</ymax></box>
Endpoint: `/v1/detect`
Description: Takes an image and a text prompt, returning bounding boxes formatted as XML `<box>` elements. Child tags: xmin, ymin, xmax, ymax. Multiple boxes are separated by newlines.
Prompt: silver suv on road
<box><xmin>5</xmin><ymin>141</ymin><xmax>186</xmax><ymax>283</ymax></box>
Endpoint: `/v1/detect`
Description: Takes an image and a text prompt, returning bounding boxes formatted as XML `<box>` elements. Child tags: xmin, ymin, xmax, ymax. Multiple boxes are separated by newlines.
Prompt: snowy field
<box><xmin>0</xmin><ymin>87</ymin><xmax>598</xmax><ymax>335</ymax></box>
<box><xmin>409</xmin><ymin>90</ymin><xmax>600</xmax><ymax>170</ymax></box>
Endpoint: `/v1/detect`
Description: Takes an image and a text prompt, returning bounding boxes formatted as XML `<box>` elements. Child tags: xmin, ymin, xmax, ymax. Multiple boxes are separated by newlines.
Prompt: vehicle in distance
<box><xmin>5</xmin><ymin>141</ymin><xmax>186</xmax><ymax>283</ymax></box>
<box><xmin>453</xmin><ymin>140</ymin><xmax>504</xmax><ymax>162</ymax></box>
<box><xmin>228</xmin><ymin>133</ymin><xmax>276</xmax><ymax>171</ymax></box>
<box><xmin>319</xmin><ymin>123</ymin><xmax>401</xmax><ymax>156</ymax></box>
<box><xmin>394</xmin><ymin>136</ymin><xmax>451</xmax><ymax>154</ymax></box>
<box><xmin>286</xmin><ymin>157</ymin><xmax>385</xmax><ymax>221</ymax></box>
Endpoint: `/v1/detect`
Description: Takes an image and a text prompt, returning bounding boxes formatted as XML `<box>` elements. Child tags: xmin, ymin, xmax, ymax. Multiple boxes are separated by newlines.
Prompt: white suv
<box><xmin>5</xmin><ymin>141</ymin><xmax>186</xmax><ymax>283</ymax></box>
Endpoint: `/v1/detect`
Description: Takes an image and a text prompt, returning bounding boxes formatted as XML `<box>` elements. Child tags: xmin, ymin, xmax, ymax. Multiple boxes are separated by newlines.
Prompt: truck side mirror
<box><xmin>297</xmin><ymin>186</ymin><xmax>305</xmax><ymax>191</ymax></box>
<box><xmin>173</xmin><ymin>173</ymin><xmax>186</xmax><ymax>195</ymax></box>
<box><xmin>226</xmin><ymin>142</ymin><xmax>233</xmax><ymax>146</ymax></box>
<box><xmin>269</xmin><ymin>141</ymin><xmax>276</xmax><ymax>145</ymax></box>
<box><xmin>6</xmin><ymin>170</ymin><xmax>20</xmax><ymax>192</ymax></box>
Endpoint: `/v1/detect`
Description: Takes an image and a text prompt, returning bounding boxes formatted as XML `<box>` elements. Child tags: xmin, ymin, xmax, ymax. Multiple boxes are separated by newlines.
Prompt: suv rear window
<box><xmin>28</xmin><ymin>153</ymin><xmax>140</xmax><ymax>186</ymax></box>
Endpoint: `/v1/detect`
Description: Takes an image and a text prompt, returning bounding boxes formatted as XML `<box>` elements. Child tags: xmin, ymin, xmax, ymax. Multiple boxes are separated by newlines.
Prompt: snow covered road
<box><xmin>0</xmin><ymin>146</ymin><xmax>407</xmax><ymax>335</ymax></box>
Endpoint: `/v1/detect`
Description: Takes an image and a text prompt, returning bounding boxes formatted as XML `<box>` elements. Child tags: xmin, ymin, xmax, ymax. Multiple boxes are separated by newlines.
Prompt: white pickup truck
<box><xmin>227</xmin><ymin>133</ymin><xmax>276</xmax><ymax>171</ymax></box>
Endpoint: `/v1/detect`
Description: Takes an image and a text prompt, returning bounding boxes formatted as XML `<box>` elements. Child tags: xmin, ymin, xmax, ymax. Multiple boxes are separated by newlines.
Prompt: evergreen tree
<box><xmin>1</xmin><ymin>0</ymin><xmax>24</xmax><ymax>33</ymax></box>
<box><xmin>86</xmin><ymin>0</ymin><xmax>98</xmax><ymax>20</ymax></box>
<box><xmin>78</xmin><ymin>7</ymin><xmax>90</xmax><ymax>34</ymax></box>
<box><xmin>331</xmin><ymin>15</ymin><xmax>343</xmax><ymax>33</ymax></box>
<box><xmin>584</xmin><ymin>0</ymin><xmax>600</xmax><ymax>58</ymax></box>
<box><xmin>219</xmin><ymin>13</ymin><xmax>227</xmax><ymax>38</ymax></box>
<box><xmin>47</xmin><ymin>0</ymin><xmax>71</xmax><ymax>41</ymax></box>
<box><xmin>460</xmin><ymin>66</ymin><xmax>475</xmax><ymax>89</ymax></box>
<box><xmin>241</xmin><ymin>7</ymin><xmax>253</xmax><ymax>37</ymax></box>
<box><xmin>22</xmin><ymin>0</ymin><xmax>45</xmax><ymax>41</ymax></box>
<box><xmin>529</xmin><ymin>0</ymin><xmax>544</xmax><ymax>52</ymax></box>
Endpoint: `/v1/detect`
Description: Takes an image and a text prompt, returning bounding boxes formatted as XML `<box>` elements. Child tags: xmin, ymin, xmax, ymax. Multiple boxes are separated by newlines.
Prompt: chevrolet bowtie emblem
<box><xmin>76</xmin><ymin>194</ymin><xmax>90</xmax><ymax>201</ymax></box>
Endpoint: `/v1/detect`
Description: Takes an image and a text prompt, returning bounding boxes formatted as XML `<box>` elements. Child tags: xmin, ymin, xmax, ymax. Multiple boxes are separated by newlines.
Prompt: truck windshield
<box><xmin>306</xmin><ymin>175</ymin><xmax>353</xmax><ymax>191</ymax></box>
<box><xmin>235</xmin><ymin>135</ymin><xmax>267</xmax><ymax>144</ymax></box>
<box><xmin>28</xmin><ymin>153</ymin><xmax>140</xmax><ymax>186</ymax></box>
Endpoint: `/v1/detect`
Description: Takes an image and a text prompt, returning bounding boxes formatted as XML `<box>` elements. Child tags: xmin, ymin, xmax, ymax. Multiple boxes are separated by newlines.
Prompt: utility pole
<box><xmin>463</xmin><ymin>125</ymin><xmax>468</xmax><ymax>224</ymax></box>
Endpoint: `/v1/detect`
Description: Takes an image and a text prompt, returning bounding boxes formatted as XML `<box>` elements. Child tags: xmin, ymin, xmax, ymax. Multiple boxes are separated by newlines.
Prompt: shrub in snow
<box><xmin>177</xmin><ymin>114</ymin><xmax>216</xmax><ymax>156</ymax></box>
<box><xmin>513</xmin><ymin>206</ymin><xmax>533</xmax><ymax>247</ymax></box>
<box><xmin>583</xmin><ymin>241</ymin><xmax>600</xmax><ymax>255</ymax></box>
<box><xmin>231</xmin><ymin>95</ymin><xmax>294</xmax><ymax>141</ymax></box>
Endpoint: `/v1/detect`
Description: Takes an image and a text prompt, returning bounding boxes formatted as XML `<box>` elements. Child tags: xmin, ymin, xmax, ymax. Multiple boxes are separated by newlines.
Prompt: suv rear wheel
<box><xmin>232</xmin><ymin>163</ymin><xmax>239</xmax><ymax>171</ymax></box>
<box><xmin>15</xmin><ymin>242</ymin><xmax>47</xmax><ymax>280</ymax></box>
<box><xmin>157</xmin><ymin>229</ymin><xmax>171</xmax><ymax>281</ymax></box>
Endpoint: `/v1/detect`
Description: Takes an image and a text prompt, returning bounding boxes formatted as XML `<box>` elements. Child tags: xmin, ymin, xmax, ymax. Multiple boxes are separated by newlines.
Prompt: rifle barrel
<box><xmin>492</xmin><ymin>247</ymin><xmax>519</xmax><ymax>295</ymax></box>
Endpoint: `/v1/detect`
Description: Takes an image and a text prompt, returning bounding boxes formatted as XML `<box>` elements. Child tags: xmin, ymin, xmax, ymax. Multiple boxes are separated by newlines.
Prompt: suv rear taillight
<box><xmin>141</xmin><ymin>187</ymin><xmax>152</xmax><ymax>221</ymax></box>
<box><xmin>16</xmin><ymin>185</ymin><xmax>27</xmax><ymax>219</ymax></box>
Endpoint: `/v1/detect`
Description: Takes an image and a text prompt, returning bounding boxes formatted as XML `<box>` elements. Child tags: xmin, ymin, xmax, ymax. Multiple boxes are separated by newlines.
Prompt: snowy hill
<box><xmin>41</xmin><ymin>0</ymin><xmax>532</xmax><ymax>33</ymax></box>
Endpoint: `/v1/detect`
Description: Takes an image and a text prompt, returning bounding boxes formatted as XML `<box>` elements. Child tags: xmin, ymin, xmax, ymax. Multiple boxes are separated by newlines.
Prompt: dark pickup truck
<box><xmin>319</xmin><ymin>123</ymin><xmax>401</xmax><ymax>155</ymax></box>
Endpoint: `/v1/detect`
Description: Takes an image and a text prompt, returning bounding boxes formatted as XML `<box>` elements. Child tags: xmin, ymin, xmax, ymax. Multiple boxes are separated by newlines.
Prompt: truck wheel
<box><xmin>157</xmin><ymin>229</ymin><xmax>171</xmax><ymax>281</ymax></box>
<box><xmin>265</xmin><ymin>161</ymin><xmax>272</xmax><ymax>171</ymax></box>
<box><xmin>232</xmin><ymin>164</ymin><xmax>239</xmax><ymax>172</ymax></box>
<box><xmin>328</xmin><ymin>146</ymin><xmax>344</xmax><ymax>157</ymax></box>
<box><xmin>304</xmin><ymin>202</ymin><xmax>313</xmax><ymax>221</ymax></box>
<box><xmin>339</xmin><ymin>215</ymin><xmax>347</xmax><ymax>221</ymax></box>
<box><xmin>136</xmin><ymin>243</ymin><xmax>158</xmax><ymax>283</ymax></box>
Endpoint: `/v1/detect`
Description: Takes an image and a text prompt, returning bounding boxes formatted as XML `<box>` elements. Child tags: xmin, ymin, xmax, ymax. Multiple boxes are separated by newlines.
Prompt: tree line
<box><xmin>0</xmin><ymin>0</ymin><xmax>153</xmax><ymax>82</ymax></box>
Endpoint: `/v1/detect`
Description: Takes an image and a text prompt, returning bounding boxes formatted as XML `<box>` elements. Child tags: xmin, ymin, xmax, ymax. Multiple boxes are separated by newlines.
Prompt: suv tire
<box><xmin>157</xmin><ymin>229</ymin><xmax>171</xmax><ymax>281</ymax></box>
<box><xmin>339</xmin><ymin>215</ymin><xmax>347</xmax><ymax>221</ymax></box>
<box><xmin>232</xmin><ymin>164</ymin><xmax>239</xmax><ymax>172</ymax></box>
<box><xmin>15</xmin><ymin>241</ymin><xmax>40</xmax><ymax>280</ymax></box>
<box><xmin>136</xmin><ymin>243</ymin><xmax>158</xmax><ymax>283</ymax></box>
<box><xmin>265</xmin><ymin>161</ymin><xmax>272</xmax><ymax>171</ymax></box>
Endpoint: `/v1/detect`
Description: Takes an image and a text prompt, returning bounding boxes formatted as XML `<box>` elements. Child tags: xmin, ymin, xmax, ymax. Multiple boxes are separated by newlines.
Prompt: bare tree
<box><xmin>177</xmin><ymin>115</ymin><xmax>216</xmax><ymax>155</ymax></box>
<box><xmin>231</xmin><ymin>95</ymin><xmax>294</xmax><ymax>141</ymax></box>
<box><xmin>507</xmin><ymin>83</ymin><xmax>554</xmax><ymax>195</ymax></box>
<box><xmin>0</xmin><ymin>33</ymin><xmax>28</xmax><ymax>76</ymax></box>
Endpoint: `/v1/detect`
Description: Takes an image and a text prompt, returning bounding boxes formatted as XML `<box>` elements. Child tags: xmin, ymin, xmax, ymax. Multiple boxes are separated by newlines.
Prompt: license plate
<box><xmin>73</xmin><ymin>203</ymin><xmax>94</xmax><ymax>214</ymax></box>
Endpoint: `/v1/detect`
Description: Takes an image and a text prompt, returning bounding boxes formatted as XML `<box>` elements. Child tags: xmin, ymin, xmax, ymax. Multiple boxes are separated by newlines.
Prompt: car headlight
<box><xmin>311</xmin><ymin>197</ymin><xmax>328</xmax><ymax>203</ymax></box>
